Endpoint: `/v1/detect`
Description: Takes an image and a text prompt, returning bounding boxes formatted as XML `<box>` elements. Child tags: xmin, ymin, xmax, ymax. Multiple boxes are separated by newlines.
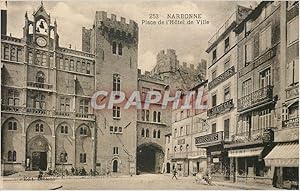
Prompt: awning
<box><xmin>228</xmin><ymin>147</ymin><xmax>264</xmax><ymax>158</ymax></box>
<box><xmin>264</xmin><ymin>142</ymin><xmax>299</xmax><ymax>167</ymax></box>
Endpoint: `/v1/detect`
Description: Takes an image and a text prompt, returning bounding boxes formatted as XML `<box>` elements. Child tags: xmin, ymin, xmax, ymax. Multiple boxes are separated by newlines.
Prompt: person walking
<box><xmin>172</xmin><ymin>168</ymin><xmax>178</xmax><ymax>180</ymax></box>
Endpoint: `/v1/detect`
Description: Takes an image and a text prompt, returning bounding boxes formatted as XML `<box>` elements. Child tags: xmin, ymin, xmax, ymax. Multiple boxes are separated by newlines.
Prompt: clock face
<box><xmin>36</xmin><ymin>37</ymin><xmax>47</xmax><ymax>47</ymax></box>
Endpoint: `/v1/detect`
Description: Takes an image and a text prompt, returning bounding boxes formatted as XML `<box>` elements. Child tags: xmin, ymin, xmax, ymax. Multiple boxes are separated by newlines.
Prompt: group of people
<box><xmin>171</xmin><ymin>168</ymin><xmax>212</xmax><ymax>185</ymax></box>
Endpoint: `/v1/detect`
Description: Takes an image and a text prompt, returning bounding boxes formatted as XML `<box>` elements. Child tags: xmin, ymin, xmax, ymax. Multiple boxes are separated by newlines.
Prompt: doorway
<box><xmin>113</xmin><ymin>160</ymin><xmax>118</xmax><ymax>172</ymax></box>
<box><xmin>32</xmin><ymin>152</ymin><xmax>47</xmax><ymax>170</ymax></box>
<box><xmin>166</xmin><ymin>163</ymin><xmax>171</xmax><ymax>173</ymax></box>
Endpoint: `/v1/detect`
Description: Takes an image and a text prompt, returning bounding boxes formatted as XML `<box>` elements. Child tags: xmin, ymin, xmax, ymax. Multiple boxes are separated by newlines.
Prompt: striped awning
<box><xmin>264</xmin><ymin>142</ymin><xmax>299</xmax><ymax>167</ymax></box>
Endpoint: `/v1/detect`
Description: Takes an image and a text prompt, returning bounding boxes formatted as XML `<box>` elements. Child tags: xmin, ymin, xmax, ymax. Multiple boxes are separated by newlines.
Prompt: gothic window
<box><xmin>70</xmin><ymin>59</ymin><xmax>74</xmax><ymax>71</ymax></box>
<box><xmin>35</xmin><ymin>123</ymin><xmax>44</xmax><ymax>133</ymax></box>
<box><xmin>146</xmin><ymin>110</ymin><xmax>149</xmax><ymax>121</ymax></box>
<box><xmin>17</xmin><ymin>48</ymin><xmax>22</xmax><ymax>62</ymax></box>
<box><xmin>112</xmin><ymin>42</ymin><xmax>117</xmax><ymax>54</ymax></box>
<box><xmin>113</xmin><ymin>74</ymin><xmax>121</xmax><ymax>91</ymax></box>
<box><xmin>10</xmin><ymin>47</ymin><xmax>16</xmax><ymax>61</ymax></box>
<box><xmin>60</xmin><ymin>97</ymin><xmax>70</xmax><ymax>112</ymax></box>
<box><xmin>153</xmin><ymin>130</ymin><xmax>156</xmax><ymax>138</ymax></box>
<box><xmin>86</xmin><ymin>62</ymin><xmax>91</xmax><ymax>74</ymax></box>
<box><xmin>8</xmin><ymin>89</ymin><xmax>20</xmax><ymax>106</ymax></box>
<box><xmin>79</xmin><ymin>99</ymin><xmax>89</xmax><ymax>114</ymax></box>
<box><xmin>36</xmin><ymin>71</ymin><xmax>45</xmax><ymax>84</ymax></box>
<box><xmin>80</xmin><ymin>153</ymin><xmax>87</xmax><ymax>163</ymax></box>
<box><xmin>60</xmin><ymin>125</ymin><xmax>68</xmax><ymax>134</ymax></box>
<box><xmin>4</xmin><ymin>46</ymin><xmax>9</xmax><ymax>60</ymax></box>
<box><xmin>118</xmin><ymin>43</ymin><xmax>122</xmax><ymax>55</ymax></box>
<box><xmin>113</xmin><ymin>147</ymin><xmax>119</xmax><ymax>155</ymax></box>
<box><xmin>80</xmin><ymin>127</ymin><xmax>88</xmax><ymax>135</ymax></box>
<box><xmin>82</xmin><ymin>61</ymin><xmax>86</xmax><ymax>73</ymax></box>
<box><xmin>33</xmin><ymin>94</ymin><xmax>46</xmax><ymax>109</ymax></box>
<box><xmin>146</xmin><ymin>129</ymin><xmax>149</xmax><ymax>137</ymax></box>
<box><xmin>119</xmin><ymin>127</ymin><xmax>123</xmax><ymax>133</ymax></box>
<box><xmin>158</xmin><ymin>130</ymin><xmax>161</xmax><ymax>138</ymax></box>
<box><xmin>141</xmin><ymin>128</ymin><xmax>145</xmax><ymax>137</ymax></box>
<box><xmin>153</xmin><ymin>111</ymin><xmax>157</xmax><ymax>122</ymax></box>
<box><xmin>8</xmin><ymin>121</ymin><xmax>17</xmax><ymax>131</ymax></box>
<box><xmin>158</xmin><ymin>112</ymin><xmax>161</xmax><ymax>122</ymax></box>
<box><xmin>113</xmin><ymin>106</ymin><xmax>121</xmax><ymax>118</ymax></box>
<box><xmin>28</xmin><ymin>52</ymin><xmax>33</xmax><ymax>64</ymax></box>
<box><xmin>41</xmin><ymin>53</ymin><xmax>47</xmax><ymax>66</ymax></box>
<box><xmin>64</xmin><ymin>58</ymin><xmax>69</xmax><ymax>71</ymax></box>
<box><xmin>8</xmin><ymin>151</ymin><xmax>17</xmax><ymax>161</ymax></box>
<box><xmin>76</xmin><ymin>60</ymin><xmax>81</xmax><ymax>72</ymax></box>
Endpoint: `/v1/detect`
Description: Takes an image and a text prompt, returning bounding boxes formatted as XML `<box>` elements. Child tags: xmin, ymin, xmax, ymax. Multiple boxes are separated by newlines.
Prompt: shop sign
<box><xmin>228</xmin><ymin>147</ymin><xmax>263</xmax><ymax>158</ymax></box>
<box><xmin>195</xmin><ymin>131</ymin><xmax>223</xmax><ymax>146</ymax></box>
<box><xmin>207</xmin><ymin>98</ymin><xmax>234</xmax><ymax>117</ymax></box>
<box><xmin>208</xmin><ymin>66</ymin><xmax>235</xmax><ymax>90</ymax></box>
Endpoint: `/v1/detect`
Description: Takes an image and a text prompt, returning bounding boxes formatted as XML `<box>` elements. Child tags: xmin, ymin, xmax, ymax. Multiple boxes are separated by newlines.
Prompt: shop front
<box><xmin>227</xmin><ymin>145</ymin><xmax>274</xmax><ymax>185</ymax></box>
<box><xmin>195</xmin><ymin>131</ymin><xmax>228</xmax><ymax>180</ymax></box>
<box><xmin>265</xmin><ymin>141</ymin><xmax>299</xmax><ymax>189</ymax></box>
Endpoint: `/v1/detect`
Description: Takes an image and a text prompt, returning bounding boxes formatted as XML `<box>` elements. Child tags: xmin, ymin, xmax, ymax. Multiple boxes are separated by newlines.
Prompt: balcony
<box><xmin>27</xmin><ymin>81</ymin><xmax>53</xmax><ymax>91</ymax></box>
<box><xmin>286</xmin><ymin>84</ymin><xmax>299</xmax><ymax>100</ymax></box>
<box><xmin>282</xmin><ymin>117</ymin><xmax>299</xmax><ymax>129</ymax></box>
<box><xmin>1</xmin><ymin>105</ymin><xmax>24</xmax><ymax>112</ymax></box>
<box><xmin>195</xmin><ymin>131</ymin><xmax>224</xmax><ymax>147</ymax></box>
<box><xmin>207</xmin><ymin>99</ymin><xmax>234</xmax><ymax>117</ymax></box>
<box><xmin>75</xmin><ymin>113</ymin><xmax>95</xmax><ymax>120</ymax></box>
<box><xmin>54</xmin><ymin>111</ymin><xmax>74</xmax><ymax>117</ymax></box>
<box><xmin>208</xmin><ymin>66</ymin><xmax>235</xmax><ymax>90</ymax></box>
<box><xmin>26</xmin><ymin>107</ymin><xmax>52</xmax><ymax>115</ymax></box>
<box><xmin>237</xmin><ymin>85</ymin><xmax>273</xmax><ymax>111</ymax></box>
<box><xmin>226</xmin><ymin>128</ymin><xmax>274</xmax><ymax>148</ymax></box>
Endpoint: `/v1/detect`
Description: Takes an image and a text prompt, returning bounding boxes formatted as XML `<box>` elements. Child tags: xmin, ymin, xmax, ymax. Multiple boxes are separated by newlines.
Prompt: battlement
<box><xmin>94</xmin><ymin>11</ymin><xmax>138</xmax><ymax>36</ymax></box>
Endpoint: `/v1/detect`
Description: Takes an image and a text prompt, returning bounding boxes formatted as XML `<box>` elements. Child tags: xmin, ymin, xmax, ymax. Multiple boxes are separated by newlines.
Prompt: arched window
<box><xmin>61</xmin><ymin>126</ymin><xmax>64</xmax><ymax>133</ymax></box>
<box><xmin>186</xmin><ymin>144</ymin><xmax>189</xmax><ymax>150</ymax></box>
<box><xmin>83</xmin><ymin>127</ymin><xmax>87</xmax><ymax>135</ymax></box>
<box><xmin>141</xmin><ymin>110</ymin><xmax>145</xmax><ymax>121</ymax></box>
<box><xmin>174</xmin><ymin>146</ymin><xmax>177</xmax><ymax>152</ymax></box>
<box><xmin>35</xmin><ymin>123</ymin><xmax>44</xmax><ymax>133</ymax></box>
<box><xmin>146</xmin><ymin>110</ymin><xmax>149</xmax><ymax>121</ymax></box>
<box><xmin>80</xmin><ymin>127</ymin><xmax>84</xmax><ymax>135</ymax></box>
<box><xmin>146</xmin><ymin>129</ymin><xmax>149</xmax><ymax>137</ymax></box>
<box><xmin>8</xmin><ymin>120</ymin><xmax>17</xmax><ymax>131</ymax></box>
<box><xmin>141</xmin><ymin>128</ymin><xmax>145</xmax><ymax>137</ymax></box>
<box><xmin>36</xmin><ymin>71</ymin><xmax>45</xmax><ymax>83</ymax></box>
<box><xmin>158</xmin><ymin>112</ymin><xmax>161</xmax><ymax>122</ymax></box>
<box><xmin>8</xmin><ymin>151</ymin><xmax>12</xmax><ymax>161</ymax></box>
<box><xmin>118</xmin><ymin>43</ymin><xmax>122</xmax><ymax>55</ymax></box>
<box><xmin>153</xmin><ymin>111</ymin><xmax>157</xmax><ymax>122</ymax></box>
<box><xmin>80</xmin><ymin>153</ymin><xmax>83</xmax><ymax>163</ymax></box>
<box><xmin>180</xmin><ymin>145</ymin><xmax>183</xmax><ymax>151</ymax></box>
<box><xmin>157</xmin><ymin>130</ymin><xmax>161</xmax><ymax>138</ymax></box>
<box><xmin>153</xmin><ymin>130</ymin><xmax>156</xmax><ymax>138</ymax></box>
<box><xmin>83</xmin><ymin>153</ymin><xmax>87</xmax><ymax>163</ymax></box>
<box><xmin>112</xmin><ymin>42</ymin><xmax>117</xmax><ymax>54</ymax></box>
<box><xmin>65</xmin><ymin>126</ymin><xmax>68</xmax><ymax>134</ymax></box>
<box><xmin>113</xmin><ymin>74</ymin><xmax>121</xmax><ymax>91</ymax></box>
<box><xmin>13</xmin><ymin>151</ymin><xmax>16</xmax><ymax>161</ymax></box>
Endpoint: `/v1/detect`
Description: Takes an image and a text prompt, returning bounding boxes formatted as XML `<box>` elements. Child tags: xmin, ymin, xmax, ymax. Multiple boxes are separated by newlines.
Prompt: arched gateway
<box><xmin>137</xmin><ymin>143</ymin><xmax>164</xmax><ymax>173</ymax></box>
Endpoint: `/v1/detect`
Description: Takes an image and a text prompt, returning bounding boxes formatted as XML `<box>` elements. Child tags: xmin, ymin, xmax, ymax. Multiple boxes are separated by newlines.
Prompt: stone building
<box><xmin>204</xmin><ymin>5</ymin><xmax>251</xmax><ymax>180</ymax></box>
<box><xmin>82</xmin><ymin>10</ymin><xmax>139</xmax><ymax>175</ymax></box>
<box><xmin>136</xmin><ymin>70</ymin><xmax>171</xmax><ymax>173</ymax></box>
<box><xmin>169</xmin><ymin>80</ymin><xmax>208</xmax><ymax>177</ymax></box>
<box><xmin>225</xmin><ymin>1</ymin><xmax>298</xmax><ymax>188</ymax></box>
<box><xmin>1</xmin><ymin>3</ymin><xmax>138</xmax><ymax>175</ymax></box>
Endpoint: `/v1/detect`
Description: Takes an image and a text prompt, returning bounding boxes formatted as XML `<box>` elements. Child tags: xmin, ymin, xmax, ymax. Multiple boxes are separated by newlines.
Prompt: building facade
<box><xmin>204</xmin><ymin>5</ymin><xmax>252</xmax><ymax>180</ymax></box>
<box><xmin>169</xmin><ymin>80</ymin><xmax>208</xmax><ymax>177</ymax></box>
<box><xmin>136</xmin><ymin>70</ymin><xmax>171</xmax><ymax>174</ymax></box>
<box><xmin>1</xmin><ymin>4</ymin><xmax>139</xmax><ymax>175</ymax></box>
<box><xmin>225</xmin><ymin>1</ymin><xmax>299</xmax><ymax>188</ymax></box>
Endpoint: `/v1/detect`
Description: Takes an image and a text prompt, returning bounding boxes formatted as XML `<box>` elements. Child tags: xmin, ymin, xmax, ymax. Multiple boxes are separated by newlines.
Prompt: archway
<box><xmin>27</xmin><ymin>136</ymin><xmax>50</xmax><ymax>171</ymax></box>
<box><xmin>112</xmin><ymin>160</ymin><xmax>118</xmax><ymax>172</ymax></box>
<box><xmin>137</xmin><ymin>143</ymin><xmax>164</xmax><ymax>174</ymax></box>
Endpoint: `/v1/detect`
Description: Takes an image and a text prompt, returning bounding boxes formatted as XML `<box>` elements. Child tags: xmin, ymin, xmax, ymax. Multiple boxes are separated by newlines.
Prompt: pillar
<box><xmin>235</xmin><ymin>157</ymin><xmax>238</xmax><ymax>183</ymax></box>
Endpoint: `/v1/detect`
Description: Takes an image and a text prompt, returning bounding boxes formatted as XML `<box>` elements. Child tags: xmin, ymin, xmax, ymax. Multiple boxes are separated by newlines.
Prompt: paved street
<box><xmin>1</xmin><ymin>174</ymin><xmax>238</xmax><ymax>190</ymax></box>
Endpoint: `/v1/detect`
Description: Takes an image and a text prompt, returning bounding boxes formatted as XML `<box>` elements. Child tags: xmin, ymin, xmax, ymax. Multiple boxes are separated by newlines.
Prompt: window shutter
<box><xmin>295</xmin><ymin>58</ymin><xmax>299</xmax><ymax>84</ymax></box>
<box><xmin>287</xmin><ymin>62</ymin><xmax>293</xmax><ymax>86</ymax></box>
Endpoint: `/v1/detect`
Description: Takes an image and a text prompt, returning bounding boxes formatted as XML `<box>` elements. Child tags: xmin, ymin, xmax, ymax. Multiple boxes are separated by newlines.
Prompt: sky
<box><xmin>4</xmin><ymin>0</ymin><xmax>257</xmax><ymax>73</ymax></box>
